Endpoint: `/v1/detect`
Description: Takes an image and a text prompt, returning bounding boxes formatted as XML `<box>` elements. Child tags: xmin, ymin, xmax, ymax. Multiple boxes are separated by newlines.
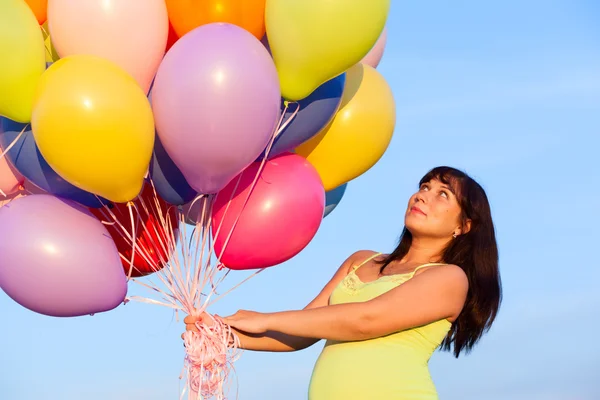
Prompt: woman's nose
<box><xmin>414</xmin><ymin>192</ymin><xmax>426</xmax><ymax>203</ymax></box>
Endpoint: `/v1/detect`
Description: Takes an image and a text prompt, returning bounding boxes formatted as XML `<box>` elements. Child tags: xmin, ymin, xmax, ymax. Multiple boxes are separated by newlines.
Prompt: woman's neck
<box><xmin>401</xmin><ymin>236</ymin><xmax>448</xmax><ymax>264</ymax></box>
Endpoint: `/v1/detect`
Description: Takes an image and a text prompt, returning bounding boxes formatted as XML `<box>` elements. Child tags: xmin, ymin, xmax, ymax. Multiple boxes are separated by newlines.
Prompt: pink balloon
<box><xmin>0</xmin><ymin>194</ymin><xmax>127</xmax><ymax>317</ymax></box>
<box><xmin>48</xmin><ymin>0</ymin><xmax>168</xmax><ymax>93</ymax></box>
<box><xmin>212</xmin><ymin>153</ymin><xmax>325</xmax><ymax>270</ymax></box>
<box><xmin>361</xmin><ymin>27</ymin><xmax>388</xmax><ymax>68</ymax></box>
<box><xmin>152</xmin><ymin>23</ymin><xmax>281</xmax><ymax>194</ymax></box>
<box><xmin>0</xmin><ymin>154</ymin><xmax>23</xmax><ymax>197</ymax></box>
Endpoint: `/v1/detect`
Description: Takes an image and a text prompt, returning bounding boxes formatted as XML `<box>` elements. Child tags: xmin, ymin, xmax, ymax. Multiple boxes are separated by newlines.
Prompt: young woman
<box><xmin>185</xmin><ymin>166</ymin><xmax>502</xmax><ymax>399</ymax></box>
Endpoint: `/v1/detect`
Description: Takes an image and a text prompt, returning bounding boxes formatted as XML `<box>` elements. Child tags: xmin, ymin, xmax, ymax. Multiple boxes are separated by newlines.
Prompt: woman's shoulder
<box><xmin>343</xmin><ymin>250</ymin><xmax>388</xmax><ymax>271</ymax></box>
<box><xmin>347</xmin><ymin>250</ymin><xmax>386</xmax><ymax>263</ymax></box>
<box><xmin>413</xmin><ymin>263</ymin><xmax>469</xmax><ymax>291</ymax></box>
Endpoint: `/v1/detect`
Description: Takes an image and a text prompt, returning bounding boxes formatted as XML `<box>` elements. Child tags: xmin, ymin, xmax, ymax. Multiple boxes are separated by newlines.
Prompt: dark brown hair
<box><xmin>377</xmin><ymin>166</ymin><xmax>501</xmax><ymax>357</ymax></box>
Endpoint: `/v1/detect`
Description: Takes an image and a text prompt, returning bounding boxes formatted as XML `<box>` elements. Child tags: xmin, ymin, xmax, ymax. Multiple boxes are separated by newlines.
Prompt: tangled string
<box><xmin>182</xmin><ymin>318</ymin><xmax>241</xmax><ymax>399</ymax></box>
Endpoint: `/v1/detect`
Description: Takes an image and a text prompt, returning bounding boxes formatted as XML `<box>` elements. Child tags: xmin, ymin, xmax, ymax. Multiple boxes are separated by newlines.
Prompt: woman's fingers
<box><xmin>184</xmin><ymin>314</ymin><xmax>202</xmax><ymax>324</ymax></box>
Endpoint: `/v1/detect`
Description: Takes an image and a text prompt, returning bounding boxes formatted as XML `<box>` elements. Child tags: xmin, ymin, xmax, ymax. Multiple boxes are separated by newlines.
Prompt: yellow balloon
<box><xmin>42</xmin><ymin>22</ymin><xmax>60</xmax><ymax>63</ymax></box>
<box><xmin>266</xmin><ymin>0</ymin><xmax>390</xmax><ymax>101</ymax></box>
<box><xmin>0</xmin><ymin>0</ymin><xmax>46</xmax><ymax>123</ymax></box>
<box><xmin>295</xmin><ymin>64</ymin><xmax>396</xmax><ymax>191</ymax></box>
<box><xmin>31</xmin><ymin>55</ymin><xmax>155</xmax><ymax>203</ymax></box>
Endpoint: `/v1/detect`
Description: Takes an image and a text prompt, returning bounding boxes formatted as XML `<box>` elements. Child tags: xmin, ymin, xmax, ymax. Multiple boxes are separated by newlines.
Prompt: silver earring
<box><xmin>452</xmin><ymin>233</ymin><xmax>458</xmax><ymax>239</ymax></box>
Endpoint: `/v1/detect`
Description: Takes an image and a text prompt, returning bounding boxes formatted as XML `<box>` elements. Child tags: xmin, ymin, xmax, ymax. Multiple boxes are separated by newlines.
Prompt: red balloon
<box><xmin>91</xmin><ymin>182</ymin><xmax>179</xmax><ymax>277</ymax></box>
<box><xmin>212</xmin><ymin>153</ymin><xmax>325</xmax><ymax>270</ymax></box>
<box><xmin>165</xmin><ymin>21</ymin><xmax>179</xmax><ymax>52</ymax></box>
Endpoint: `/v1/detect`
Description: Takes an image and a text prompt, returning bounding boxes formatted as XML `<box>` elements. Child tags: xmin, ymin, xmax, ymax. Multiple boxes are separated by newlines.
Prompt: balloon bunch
<box><xmin>0</xmin><ymin>0</ymin><xmax>395</xmax><ymax>398</ymax></box>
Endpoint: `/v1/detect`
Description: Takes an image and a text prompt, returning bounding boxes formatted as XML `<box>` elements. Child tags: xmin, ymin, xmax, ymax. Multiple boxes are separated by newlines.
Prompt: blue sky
<box><xmin>2</xmin><ymin>1</ymin><xmax>600</xmax><ymax>399</ymax></box>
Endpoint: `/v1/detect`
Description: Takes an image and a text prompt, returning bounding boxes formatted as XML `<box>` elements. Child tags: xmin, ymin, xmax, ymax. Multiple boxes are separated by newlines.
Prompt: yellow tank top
<box><xmin>308</xmin><ymin>253</ymin><xmax>452</xmax><ymax>400</ymax></box>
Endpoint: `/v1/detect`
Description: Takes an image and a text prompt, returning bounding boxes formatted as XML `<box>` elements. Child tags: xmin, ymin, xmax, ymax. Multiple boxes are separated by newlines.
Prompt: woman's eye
<box><xmin>420</xmin><ymin>184</ymin><xmax>429</xmax><ymax>191</ymax></box>
<box><xmin>440</xmin><ymin>191</ymin><xmax>448</xmax><ymax>198</ymax></box>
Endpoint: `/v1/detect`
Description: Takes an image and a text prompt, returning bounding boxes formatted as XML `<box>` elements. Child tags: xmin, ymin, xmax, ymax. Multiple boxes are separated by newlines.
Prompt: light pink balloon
<box><xmin>0</xmin><ymin>155</ymin><xmax>23</xmax><ymax>197</ymax></box>
<box><xmin>212</xmin><ymin>153</ymin><xmax>325</xmax><ymax>270</ymax></box>
<box><xmin>361</xmin><ymin>27</ymin><xmax>388</xmax><ymax>68</ymax></box>
<box><xmin>48</xmin><ymin>0</ymin><xmax>168</xmax><ymax>93</ymax></box>
<box><xmin>0</xmin><ymin>194</ymin><xmax>127</xmax><ymax>317</ymax></box>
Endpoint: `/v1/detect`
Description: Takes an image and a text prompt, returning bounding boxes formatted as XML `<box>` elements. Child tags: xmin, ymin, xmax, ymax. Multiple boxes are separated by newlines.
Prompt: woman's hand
<box><xmin>222</xmin><ymin>310</ymin><xmax>271</xmax><ymax>335</ymax></box>
<box><xmin>181</xmin><ymin>312</ymin><xmax>213</xmax><ymax>339</ymax></box>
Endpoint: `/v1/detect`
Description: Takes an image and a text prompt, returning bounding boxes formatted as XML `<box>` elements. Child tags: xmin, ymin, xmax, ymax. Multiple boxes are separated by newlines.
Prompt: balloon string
<box><xmin>176</xmin><ymin>106</ymin><xmax>300</xmax><ymax>398</ymax></box>
<box><xmin>132</xmin><ymin>105</ymin><xmax>300</xmax><ymax>399</ymax></box>
<box><xmin>212</xmin><ymin>103</ymin><xmax>299</xmax><ymax>270</ymax></box>
<box><xmin>0</xmin><ymin>124</ymin><xmax>28</xmax><ymax>161</ymax></box>
<box><xmin>0</xmin><ymin>125</ymin><xmax>30</xmax><ymax>199</ymax></box>
<box><xmin>125</xmin><ymin>201</ymin><xmax>137</xmax><ymax>280</ymax></box>
<box><xmin>95</xmin><ymin>201</ymin><xmax>186</xmax><ymax>309</ymax></box>
<box><xmin>182</xmin><ymin>315</ymin><xmax>241</xmax><ymax>400</ymax></box>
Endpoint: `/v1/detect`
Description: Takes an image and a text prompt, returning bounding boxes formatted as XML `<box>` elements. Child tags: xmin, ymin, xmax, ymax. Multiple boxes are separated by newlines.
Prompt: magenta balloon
<box><xmin>0</xmin><ymin>194</ymin><xmax>127</xmax><ymax>317</ymax></box>
<box><xmin>152</xmin><ymin>23</ymin><xmax>281</xmax><ymax>194</ymax></box>
<box><xmin>212</xmin><ymin>153</ymin><xmax>325</xmax><ymax>270</ymax></box>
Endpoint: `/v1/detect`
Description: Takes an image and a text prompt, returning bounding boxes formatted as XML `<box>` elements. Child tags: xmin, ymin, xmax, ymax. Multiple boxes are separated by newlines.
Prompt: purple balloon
<box><xmin>152</xmin><ymin>23</ymin><xmax>281</xmax><ymax>194</ymax></box>
<box><xmin>0</xmin><ymin>195</ymin><xmax>127</xmax><ymax>317</ymax></box>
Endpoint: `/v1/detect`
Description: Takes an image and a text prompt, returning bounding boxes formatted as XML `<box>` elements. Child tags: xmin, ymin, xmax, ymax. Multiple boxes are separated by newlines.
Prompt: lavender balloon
<box><xmin>152</xmin><ymin>23</ymin><xmax>281</xmax><ymax>194</ymax></box>
<box><xmin>0</xmin><ymin>195</ymin><xmax>127</xmax><ymax>317</ymax></box>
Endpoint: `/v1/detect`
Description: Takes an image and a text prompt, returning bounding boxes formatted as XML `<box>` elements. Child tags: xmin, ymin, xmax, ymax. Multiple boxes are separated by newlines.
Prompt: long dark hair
<box><xmin>377</xmin><ymin>166</ymin><xmax>501</xmax><ymax>357</ymax></box>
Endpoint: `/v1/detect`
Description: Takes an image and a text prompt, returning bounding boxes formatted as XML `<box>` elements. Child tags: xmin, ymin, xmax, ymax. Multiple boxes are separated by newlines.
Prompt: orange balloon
<box><xmin>166</xmin><ymin>0</ymin><xmax>266</xmax><ymax>40</ymax></box>
<box><xmin>25</xmin><ymin>0</ymin><xmax>47</xmax><ymax>24</ymax></box>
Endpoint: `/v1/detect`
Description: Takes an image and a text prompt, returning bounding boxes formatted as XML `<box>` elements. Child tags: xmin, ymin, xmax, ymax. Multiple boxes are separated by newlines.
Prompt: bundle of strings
<box><xmin>92</xmin><ymin>104</ymin><xmax>300</xmax><ymax>399</ymax></box>
<box><xmin>182</xmin><ymin>316</ymin><xmax>241</xmax><ymax>399</ymax></box>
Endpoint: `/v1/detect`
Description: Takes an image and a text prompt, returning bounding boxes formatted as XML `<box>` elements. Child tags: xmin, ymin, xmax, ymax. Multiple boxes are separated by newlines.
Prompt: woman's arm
<box><xmin>225</xmin><ymin>264</ymin><xmax>469</xmax><ymax>342</ymax></box>
<box><xmin>190</xmin><ymin>251</ymin><xmax>376</xmax><ymax>352</ymax></box>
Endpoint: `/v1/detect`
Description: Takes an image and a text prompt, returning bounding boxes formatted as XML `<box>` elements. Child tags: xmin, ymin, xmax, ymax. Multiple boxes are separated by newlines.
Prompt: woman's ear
<box><xmin>462</xmin><ymin>219</ymin><xmax>472</xmax><ymax>234</ymax></box>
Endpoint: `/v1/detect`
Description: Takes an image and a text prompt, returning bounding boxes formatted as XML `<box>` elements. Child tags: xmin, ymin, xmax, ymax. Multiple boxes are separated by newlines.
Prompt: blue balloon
<box><xmin>261</xmin><ymin>73</ymin><xmax>346</xmax><ymax>159</ymax></box>
<box><xmin>149</xmin><ymin>134</ymin><xmax>197</xmax><ymax>205</ymax></box>
<box><xmin>0</xmin><ymin>118</ymin><xmax>109</xmax><ymax>208</ymax></box>
<box><xmin>324</xmin><ymin>183</ymin><xmax>348</xmax><ymax>218</ymax></box>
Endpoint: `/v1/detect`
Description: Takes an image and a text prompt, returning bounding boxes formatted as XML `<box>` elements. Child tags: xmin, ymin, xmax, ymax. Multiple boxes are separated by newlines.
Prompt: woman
<box><xmin>185</xmin><ymin>166</ymin><xmax>502</xmax><ymax>399</ymax></box>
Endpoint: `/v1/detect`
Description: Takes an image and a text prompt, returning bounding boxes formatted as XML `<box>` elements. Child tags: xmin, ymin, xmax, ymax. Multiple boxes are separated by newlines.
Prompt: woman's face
<box><xmin>404</xmin><ymin>178</ymin><xmax>465</xmax><ymax>239</ymax></box>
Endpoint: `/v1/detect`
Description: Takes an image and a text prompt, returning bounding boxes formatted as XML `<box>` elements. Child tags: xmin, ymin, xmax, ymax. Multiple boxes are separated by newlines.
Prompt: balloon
<box><xmin>0</xmin><ymin>151</ymin><xmax>23</xmax><ymax>197</ymax></box>
<box><xmin>25</xmin><ymin>0</ymin><xmax>48</xmax><ymax>25</ymax></box>
<box><xmin>0</xmin><ymin>194</ymin><xmax>127</xmax><ymax>317</ymax></box>
<box><xmin>212</xmin><ymin>153</ymin><xmax>325</xmax><ymax>270</ymax></box>
<box><xmin>31</xmin><ymin>55</ymin><xmax>155</xmax><ymax>203</ymax></box>
<box><xmin>324</xmin><ymin>183</ymin><xmax>347</xmax><ymax>218</ymax></box>
<box><xmin>0</xmin><ymin>190</ymin><xmax>27</xmax><ymax>208</ymax></box>
<box><xmin>181</xmin><ymin>197</ymin><xmax>203</xmax><ymax>226</ymax></box>
<box><xmin>361</xmin><ymin>27</ymin><xmax>388</xmax><ymax>68</ymax></box>
<box><xmin>152</xmin><ymin>23</ymin><xmax>280</xmax><ymax>194</ymax></box>
<box><xmin>90</xmin><ymin>182</ymin><xmax>179</xmax><ymax>277</ymax></box>
<box><xmin>0</xmin><ymin>0</ymin><xmax>46</xmax><ymax>123</ymax></box>
<box><xmin>265</xmin><ymin>0</ymin><xmax>390</xmax><ymax>101</ymax></box>
<box><xmin>150</xmin><ymin>135</ymin><xmax>197</xmax><ymax>206</ymax></box>
<box><xmin>166</xmin><ymin>0</ymin><xmax>266</xmax><ymax>40</ymax></box>
<box><xmin>48</xmin><ymin>0</ymin><xmax>168</xmax><ymax>93</ymax></box>
<box><xmin>0</xmin><ymin>118</ymin><xmax>109</xmax><ymax>208</ymax></box>
<box><xmin>166</xmin><ymin>21</ymin><xmax>179</xmax><ymax>52</ymax></box>
<box><xmin>262</xmin><ymin>74</ymin><xmax>346</xmax><ymax>159</ymax></box>
<box><xmin>42</xmin><ymin>22</ymin><xmax>59</xmax><ymax>63</ymax></box>
<box><xmin>295</xmin><ymin>64</ymin><xmax>396</xmax><ymax>191</ymax></box>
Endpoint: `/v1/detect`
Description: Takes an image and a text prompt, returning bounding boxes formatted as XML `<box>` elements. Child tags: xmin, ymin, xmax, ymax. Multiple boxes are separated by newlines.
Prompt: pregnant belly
<box><xmin>308</xmin><ymin>341</ymin><xmax>438</xmax><ymax>400</ymax></box>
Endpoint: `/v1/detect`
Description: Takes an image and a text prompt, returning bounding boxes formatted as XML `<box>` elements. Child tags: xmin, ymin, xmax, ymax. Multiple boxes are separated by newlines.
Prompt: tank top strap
<box><xmin>352</xmin><ymin>252</ymin><xmax>383</xmax><ymax>271</ymax></box>
<box><xmin>408</xmin><ymin>262</ymin><xmax>447</xmax><ymax>278</ymax></box>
